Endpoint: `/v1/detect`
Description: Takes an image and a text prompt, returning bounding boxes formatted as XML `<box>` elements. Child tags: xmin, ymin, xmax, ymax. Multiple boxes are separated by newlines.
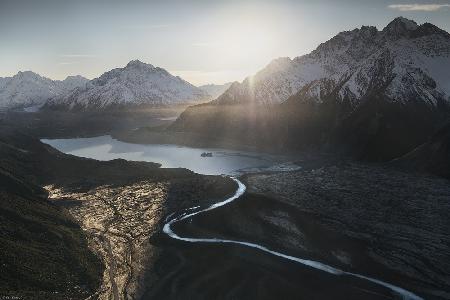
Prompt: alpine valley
<box><xmin>1</xmin><ymin>15</ymin><xmax>450</xmax><ymax>300</ymax></box>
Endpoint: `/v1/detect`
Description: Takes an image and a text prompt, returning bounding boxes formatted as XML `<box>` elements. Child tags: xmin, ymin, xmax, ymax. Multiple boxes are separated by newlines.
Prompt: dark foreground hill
<box><xmin>0</xmin><ymin>133</ymin><xmax>103</xmax><ymax>299</ymax></box>
<box><xmin>0</xmin><ymin>126</ymin><xmax>235</xmax><ymax>299</ymax></box>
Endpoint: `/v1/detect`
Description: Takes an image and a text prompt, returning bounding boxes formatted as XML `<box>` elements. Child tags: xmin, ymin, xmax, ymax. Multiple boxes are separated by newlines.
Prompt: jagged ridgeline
<box><xmin>0</xmin><ymin>72</ymin><xmax>88</xmax><ymax>109</ymax></box>
<box><xmin>0</xmin><ymin>60</ymin><xmax>212</xmax><ymax>111</ymax></box>
<box><xmin>170</xmin><ymin>17</ymin><xmax>450</xmax><ymax>161</ymax></box>
<box><xmin>43</xmin><ymin>60</ymin><xmax>211</xmax><ymax>111</ymax></box>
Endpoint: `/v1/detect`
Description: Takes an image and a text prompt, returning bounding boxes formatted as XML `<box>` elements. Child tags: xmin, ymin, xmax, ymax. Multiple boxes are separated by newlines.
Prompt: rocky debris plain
<box><xmin>246</xmin><ymin>163</ymin><xmax>450</xmax><ymax>299</ymax></box>
<box><xmin>44</xmin><ymin>60</ymin><xmax>211</xmax><ymax>112</ymax></box>
<box><xmin>139</xmin><ymin>157</ymin><xmax>450</xmax><ymax>299</ymax></box>
<box><xmin>46</xmin><ymin>175</ymin><xmax>234</xmax><ymax>300</ymax></box>
<box><xmin>0</xmin><ymin>126</ymin><xmax>235</xmax><ymax>299</ymax></box>
<box><xmin>170</xmin><ymin>17</ymin><xmax>450</xmax><ymax>161</ymax></box>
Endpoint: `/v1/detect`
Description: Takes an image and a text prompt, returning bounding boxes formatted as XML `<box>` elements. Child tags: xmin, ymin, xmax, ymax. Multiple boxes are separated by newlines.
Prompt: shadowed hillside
<box><xmin>0</xmin><ymin>146</ymin><xmax>103</xmax><ymax>299</ymax></box>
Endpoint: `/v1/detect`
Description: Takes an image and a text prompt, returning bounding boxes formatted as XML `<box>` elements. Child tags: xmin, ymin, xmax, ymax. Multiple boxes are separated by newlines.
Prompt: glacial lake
<box><xmin>42</xmin><ymin>135</ymin><xmax>298</xmax><ymax>175</ymax></box>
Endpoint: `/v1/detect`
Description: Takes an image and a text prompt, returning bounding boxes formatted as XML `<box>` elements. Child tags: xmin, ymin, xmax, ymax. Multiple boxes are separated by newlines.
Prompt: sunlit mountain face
<box><xmin>1</xmin><ymin>1</ymin><xmax>450</xmax><ymax>300</ymax></box>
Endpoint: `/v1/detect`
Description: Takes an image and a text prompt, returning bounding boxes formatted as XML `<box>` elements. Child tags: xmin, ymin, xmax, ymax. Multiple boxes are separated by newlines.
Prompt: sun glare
<box><xmin>216</xmin><ymin>20</ymin><xmax>277</xmax><ymax>61</ymax></box>
<box><xmin>195</xmin><ymin>5</ymin><xmax>285</xmax><ymax>77</ymax></box>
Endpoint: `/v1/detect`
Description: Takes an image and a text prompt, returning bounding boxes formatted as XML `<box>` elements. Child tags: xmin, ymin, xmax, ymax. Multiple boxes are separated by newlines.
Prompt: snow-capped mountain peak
<box><xmin>126</xmin><ymin>59</ymin><xmax>153</xmax><ymax>69</ymax></box>
<box><xmin>45</xmin><ymin>60</ymin><xmax>210</xmax><ymax>110</ymax></box>
<box><xmin>15</xmin><ymin>71</ymin><xmax>43</xmax><ymax>79</ymax></box>
<box><xmin>213</xmin><ymin>17</ymin><xmax>450</xmax><ymax>108</ymax></box>
<box><xmin>0</xmin><ymin>72</ymin><xmax>88</xmax><ymax>109</ymax></box>
<box><xmin>383</xmin><ymin>16</ymin><xmax>418</xmax><ymax>38</ymax></box>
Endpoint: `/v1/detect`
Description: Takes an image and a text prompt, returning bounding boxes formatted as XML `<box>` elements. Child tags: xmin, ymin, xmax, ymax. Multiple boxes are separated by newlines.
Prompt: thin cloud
<box><xmin>58</xmin><ymin>61</ymin><xmax>79</xmax><ymax>65</ymax></box>
<box><xmin>388</xmin><ymin>4</ymin><xmax>450</xmax><ymax>11</ymax></box>
<box><xmin>121</xmin><ymin>24</ymin><xmax>172</xmax><ymax>30</ymax></box>
<box><xmin>59</xmin><ymin>54</ymin><xmax>96</xmax><ymax>58</ymax></box>
<box><xmin>192</xmin><ymin>42</ymin><xmax>220</xmax><ymax>48</ymax></box>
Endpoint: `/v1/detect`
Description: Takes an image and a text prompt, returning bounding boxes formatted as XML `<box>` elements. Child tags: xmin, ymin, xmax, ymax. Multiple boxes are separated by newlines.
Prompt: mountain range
<box><xmin>44</xmin><ymin>60</ymin><xmax>211</xmax><ymax>111</ymax></box>
<box><xmin>214</xmin><ymin>17</ymin><xmax>449</xmax><ymax>106</ymax></box>
<box><xmin>0</xmin><ymin>72</ymin><xmax>88</xmax><ymax>109</ymax></box>
<box><xmin>0</xmin><ymin>61</ymin><xmax>215</xmax><ymax>111</ymax></box>
<box><xmin>171</xmin><ymin>17</ymin><xmax>450</xmax><ymax>161</ymax></box>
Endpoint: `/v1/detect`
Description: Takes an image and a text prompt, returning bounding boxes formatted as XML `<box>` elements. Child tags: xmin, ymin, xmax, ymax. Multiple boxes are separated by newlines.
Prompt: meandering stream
<box><xmin>42</xmin><ymin>136</ymin><xmax>422</xmax><ymax>300</ymax></box>
<box><xmin>164</xmin><ymin>177</ymin><xmax>422</xmax><ymax>300</ymax></box>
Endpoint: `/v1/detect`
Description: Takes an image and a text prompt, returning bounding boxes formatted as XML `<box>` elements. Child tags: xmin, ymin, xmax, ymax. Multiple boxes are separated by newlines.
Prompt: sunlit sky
<box><xmin>1</xmin><ymin>0</ymin><xmax>449</xmax><ymax>85</ymax></box>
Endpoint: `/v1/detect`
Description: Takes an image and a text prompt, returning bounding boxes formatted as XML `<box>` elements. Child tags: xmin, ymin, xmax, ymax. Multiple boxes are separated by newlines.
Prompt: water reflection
<box><xmin>42</xmin><ymin>136</ymin><xmax>295</xmax><ymax>175</ymax></box>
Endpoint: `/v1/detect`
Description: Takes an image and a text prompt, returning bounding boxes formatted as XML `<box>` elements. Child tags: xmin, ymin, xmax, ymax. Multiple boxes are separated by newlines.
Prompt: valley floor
<box><xmin>0</xmin><ymin>127</ymin><xmax>235</xmax><ymax>299</ymax></box>
<box><xmin>244</xmin><ymin>163</ymin><xmax>450</xmax><ymax>299</ymax></box>
<box><xmin>142</xmin><ymin>162</ymin><xmax>450</xmax><ymax>300</ymax></box>
<box><xmin>45</xmin><ymin>173</ymin><xmax>235</xmax><ymax>300</ymax></box>
<box><xmin>2</xmin><ymin>124</ymin><xmax>449</xmax><ymax>299</ymax></box>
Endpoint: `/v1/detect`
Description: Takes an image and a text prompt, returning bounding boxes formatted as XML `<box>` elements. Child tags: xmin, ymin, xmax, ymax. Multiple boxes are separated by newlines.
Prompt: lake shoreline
<box><xmin>41</xmin><ymin>135</ymin><xmax>297</xmax><ymax>176</ymax></box>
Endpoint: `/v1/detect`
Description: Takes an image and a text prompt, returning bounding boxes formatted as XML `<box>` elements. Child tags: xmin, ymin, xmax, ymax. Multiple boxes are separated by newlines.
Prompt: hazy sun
<box><xmin>197</xmin><ymin>5</ymin><xmax>285</xmax><ymax>70</ymax></box>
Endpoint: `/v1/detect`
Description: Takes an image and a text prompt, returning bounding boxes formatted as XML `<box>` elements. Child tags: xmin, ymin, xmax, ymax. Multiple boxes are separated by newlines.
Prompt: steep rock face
<box><xmin>171</xmin><ymin>18</ymin><xmax>450</xmax><ymax>161</ymax></box>
<box><xmin>0</xmin><ymin>72</ymin><xmax>88</xmax><ymax>109</ymax></box>
<box><xmin>45</xmin><ymin>60</ymin><xmax>210</xmax><ymax>111</ymax></box>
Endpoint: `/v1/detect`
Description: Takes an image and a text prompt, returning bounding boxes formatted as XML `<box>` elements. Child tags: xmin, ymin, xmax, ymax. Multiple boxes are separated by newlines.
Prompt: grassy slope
<box><xmin>0</xmin><ymin>127</ymin><xmax>106</xmax><ymax>298</ymax></box>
